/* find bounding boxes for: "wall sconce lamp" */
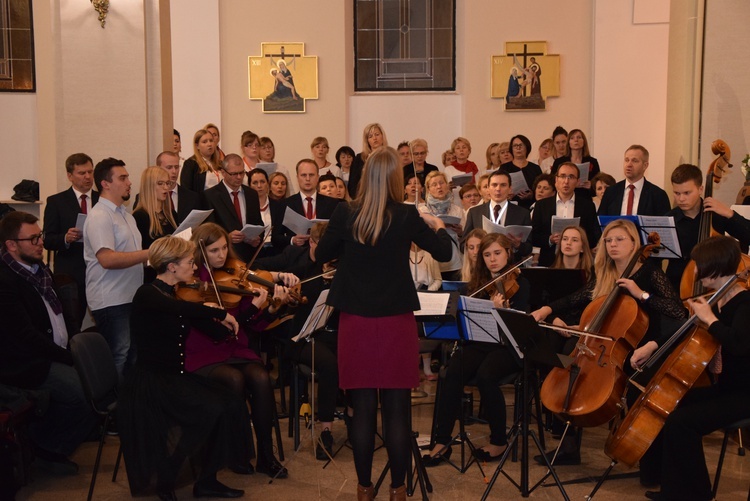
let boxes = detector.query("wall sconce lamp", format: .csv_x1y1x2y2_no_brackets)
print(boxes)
91,0,109,28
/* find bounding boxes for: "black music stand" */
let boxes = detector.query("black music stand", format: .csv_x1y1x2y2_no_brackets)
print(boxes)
480,308,573,500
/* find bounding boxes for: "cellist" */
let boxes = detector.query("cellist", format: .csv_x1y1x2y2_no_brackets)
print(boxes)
665,163,750,291
642,236,750,501
531,220,685,472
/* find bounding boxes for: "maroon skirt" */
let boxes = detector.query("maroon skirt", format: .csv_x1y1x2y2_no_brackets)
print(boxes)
338,312,419,389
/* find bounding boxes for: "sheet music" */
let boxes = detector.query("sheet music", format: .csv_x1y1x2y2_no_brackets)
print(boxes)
598,215,644,244
508,171,530,194
292,289,333,342
173,209,213,235
481,216,532,241
490,308,524,359
458,296,501,343
283,207,328,235
451,173,473,187
173,227,192,241
637,215,682,259
75,213,86,231
575,162,591,184
415,292,451,317
240,223,271,240
437,214,462,226
256,162,277,176
551,216,580,236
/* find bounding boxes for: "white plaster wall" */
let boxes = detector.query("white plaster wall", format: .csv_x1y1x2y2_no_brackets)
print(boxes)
0,94,38,200
592,0,671,185
699,0,750,206
170,0,221,156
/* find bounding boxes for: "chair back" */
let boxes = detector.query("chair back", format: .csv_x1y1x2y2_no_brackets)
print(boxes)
70,332,118,415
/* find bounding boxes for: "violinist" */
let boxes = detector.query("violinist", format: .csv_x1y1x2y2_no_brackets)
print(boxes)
643,236,750,501
185,223,297,479
459,228,487,281
424,233,530,467
665,163,750,290
118,236,249,500
254,222,343,461
531,220,685,477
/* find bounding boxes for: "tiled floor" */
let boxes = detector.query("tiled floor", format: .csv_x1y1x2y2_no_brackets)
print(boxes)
15,380,750,500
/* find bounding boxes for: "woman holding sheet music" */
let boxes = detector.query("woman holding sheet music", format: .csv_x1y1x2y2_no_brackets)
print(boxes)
424,233,530,466
549,129,601,185
418,170,466,281
315,146,451,500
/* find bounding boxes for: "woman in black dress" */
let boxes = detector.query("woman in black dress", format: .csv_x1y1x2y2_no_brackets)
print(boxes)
118,236,251,500
316,146,451,500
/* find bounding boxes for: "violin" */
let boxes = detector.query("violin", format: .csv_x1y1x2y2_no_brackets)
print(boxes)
470,255,532,302
174,279,261,309
539,233,662,427
221,258,308,308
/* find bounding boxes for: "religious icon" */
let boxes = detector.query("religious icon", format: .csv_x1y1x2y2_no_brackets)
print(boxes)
248,43,318,113
491,41,560,111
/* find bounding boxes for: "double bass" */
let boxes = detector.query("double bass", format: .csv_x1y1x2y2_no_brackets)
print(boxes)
539,234,661,427
605,269,749,467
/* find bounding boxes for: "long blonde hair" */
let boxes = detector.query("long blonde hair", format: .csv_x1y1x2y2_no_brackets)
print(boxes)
192,129,220,174
352,146,403,245
591,219,640,298
550,226,594,283
135,166,176,238
360,123,388,163
461,228,487,281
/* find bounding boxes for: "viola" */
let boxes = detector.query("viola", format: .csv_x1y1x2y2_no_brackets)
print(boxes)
539,233,661,427
470,255,532,302
605,269,749,467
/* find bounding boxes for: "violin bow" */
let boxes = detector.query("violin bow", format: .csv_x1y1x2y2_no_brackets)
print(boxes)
198,239,224,310
538,322,614,341
468,254,533,298
245,225,271,271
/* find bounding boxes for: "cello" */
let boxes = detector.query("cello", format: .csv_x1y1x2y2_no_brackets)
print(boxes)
605,268,749,467
539,233,661,427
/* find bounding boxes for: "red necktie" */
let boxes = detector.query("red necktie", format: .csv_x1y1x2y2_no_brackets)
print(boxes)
626,184,635,215
80,194,87,214
493,203,501,223
305,196,314,220
169,190,175,214
232,191,242,222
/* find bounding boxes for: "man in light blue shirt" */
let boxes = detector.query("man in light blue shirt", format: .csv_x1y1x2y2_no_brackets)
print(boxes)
84,158,148,379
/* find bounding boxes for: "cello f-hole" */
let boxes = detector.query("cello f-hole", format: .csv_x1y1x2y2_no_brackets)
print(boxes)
597,345,608,367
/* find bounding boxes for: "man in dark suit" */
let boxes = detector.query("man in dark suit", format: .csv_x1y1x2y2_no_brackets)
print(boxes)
203,154,264,262
274,159,340,249
532,162,601,266
463,170,533,258
0,212,98,471
43,153,99,327
597,145,671,217
156,150,200,225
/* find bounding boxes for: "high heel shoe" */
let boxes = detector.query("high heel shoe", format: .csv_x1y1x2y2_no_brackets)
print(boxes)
256,455,288,479
389,484,406,501
473,445,507,463
421,444,452,467
357,483,375,500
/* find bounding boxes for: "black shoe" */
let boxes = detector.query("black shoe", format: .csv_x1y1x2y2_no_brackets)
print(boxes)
33,446,79,475
533,449,581,466
229,462,255,475
192,478,244,498
157,490,177,501
473,446,506,463
256,456,288,479
421,445,452,467
645,491,666,501
316,429,334,460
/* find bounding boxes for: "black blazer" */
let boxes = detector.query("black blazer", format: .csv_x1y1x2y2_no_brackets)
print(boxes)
597,179,671,217
551,155,601,178
463,201,533,258
43,188,100,280
531,195,601,267
0,262,75,389
348,153,365,199
274,193,341,248
175,185,201,225
316,201,453,317
202,184,263,261
180,157,218,195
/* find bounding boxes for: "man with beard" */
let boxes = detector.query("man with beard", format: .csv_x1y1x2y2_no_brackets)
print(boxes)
0,212,98,472
83,158,148,380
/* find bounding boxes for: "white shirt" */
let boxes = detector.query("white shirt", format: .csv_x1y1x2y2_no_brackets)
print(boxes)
72,187,93,213
21,262,69,348
489,200,509,225
620,177,645,215
555,193,576,218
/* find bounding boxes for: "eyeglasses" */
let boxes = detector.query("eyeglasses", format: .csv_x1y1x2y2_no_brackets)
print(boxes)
512,143,525,149
223,170,245,177
556,174,579,180
13,232,44,245
412,151,427,156
603,236,631,244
